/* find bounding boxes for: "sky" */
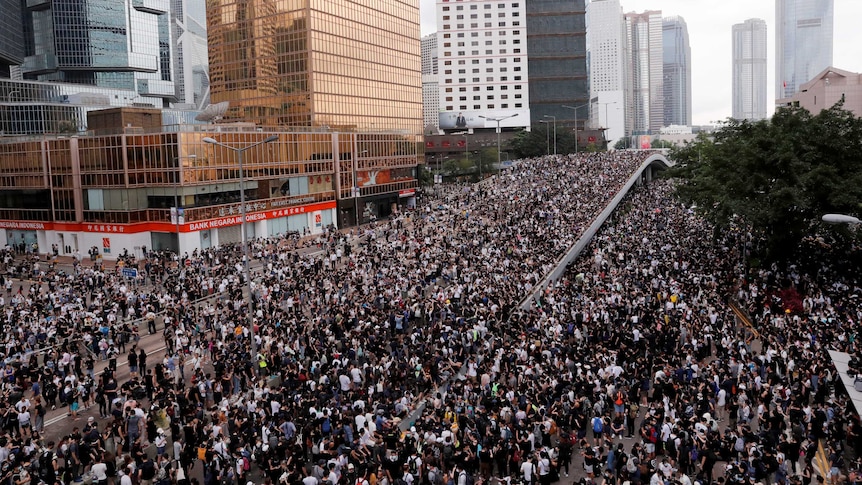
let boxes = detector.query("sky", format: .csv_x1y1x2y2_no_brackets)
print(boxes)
419,0,862,126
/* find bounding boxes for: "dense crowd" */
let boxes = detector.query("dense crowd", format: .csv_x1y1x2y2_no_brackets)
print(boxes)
0,150,858,485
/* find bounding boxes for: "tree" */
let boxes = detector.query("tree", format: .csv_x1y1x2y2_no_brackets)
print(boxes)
614,138,629,150
669,104,862,262
510,127,550,158
652,139,675,149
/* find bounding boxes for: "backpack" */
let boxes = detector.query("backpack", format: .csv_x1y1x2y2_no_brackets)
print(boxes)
408,457,420,475
242,457,251,472
322,417,331,435
38,451,53,480
626,456,638,474
592,416,603,433
429,469,444,485
460,471,475,485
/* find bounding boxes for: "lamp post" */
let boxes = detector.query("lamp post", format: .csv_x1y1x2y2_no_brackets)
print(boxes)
453,130,471,177
543,115,556,156
562,103,590,153
355,150,368,225
203,134,279,369
539,120,550,156
478,113,518,175
173,154,196,253
598,101,617,146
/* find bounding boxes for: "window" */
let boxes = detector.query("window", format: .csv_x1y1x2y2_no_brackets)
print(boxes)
512,12,519,17
514,94,522,98
500,85,508,90
460,105,467,110
515,103,522,108
487,95,494,100
471,32,478,37
498,22,506,27
514,85,522,89
445,70,452,74
445,88,453,92
486,40,493,45
470,14,477,19
484,4,491,8
500,67,507,72
457,24,464,28
487,104,495,109
486,68,493,72
472,59,479,64
513,48,521,53
443,34,451,38
486,59,493,64
457,51,465,56
513,39,520,44
473,95,481,100
472,78,479,82
498,12,505,17
471,41,478,46
459,96,466,101
500,76,507,81
442,6,449,10
458,78,466,83
485,22,492,27
459,87,467,92
472,68,480,73
472,50,479,55
458,69,466,74
485,13,491,18
444,61,452,65
443,25,450,30
499,39,507,45
474,105,481,109
501,94,508,99
443,15,450,20
513,21,520,26
446,97,453,101
457,42,465,47
499,49,507,54
446,105,453,110
486,77,493,82
485,50,493,55
501,104,508,108
473,86,480,91
514,76,521,80
486,86,494,91
471,23,478,28
513,31,521,35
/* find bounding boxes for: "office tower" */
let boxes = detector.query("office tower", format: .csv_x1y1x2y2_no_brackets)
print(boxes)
662,16,691,127
776,0,833,98
207,0,422,134
733,19,768,120
422,33,440,130
21,0,176,106
624,10,663,135
171,0,210,109
435,0,530,131
527,0,588,126
422,34,439,76
587,0,626,144
0,0,23,78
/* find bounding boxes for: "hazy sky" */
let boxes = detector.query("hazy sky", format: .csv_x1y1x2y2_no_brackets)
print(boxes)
419,0,862,126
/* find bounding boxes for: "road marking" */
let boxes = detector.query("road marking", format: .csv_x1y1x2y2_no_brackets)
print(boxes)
814,440,830,482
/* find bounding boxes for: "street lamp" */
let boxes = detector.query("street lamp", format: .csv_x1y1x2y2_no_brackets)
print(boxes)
538,120,550,155
822,214,861,224
203,134,279,369
453,130,472,177
355,150,368,225
478,113,518,174
562,103,591,153
543,115,556,156
173,154,196,252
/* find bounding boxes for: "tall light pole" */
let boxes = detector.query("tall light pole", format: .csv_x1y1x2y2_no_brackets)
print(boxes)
543,115,556,156
173,154,196,253
355,150,368,225
598,101,618,146
539,120,550,155
453,131,471,177
203,134,278,369
562,103,590,153
478,113,518,174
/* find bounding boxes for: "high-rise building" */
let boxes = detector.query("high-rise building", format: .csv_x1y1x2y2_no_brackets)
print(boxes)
733,18,768,120
776,0,833,98
207,0,422,134
422,34,439,76
0,0,24,79
587,0,626,145
171,0,210,109
422,33,440,131
624,10,663,135
662,16,691,127
435,0,530,132
21,0,176,106
526,0,588,126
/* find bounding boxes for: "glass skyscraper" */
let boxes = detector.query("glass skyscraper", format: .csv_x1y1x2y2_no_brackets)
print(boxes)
206,0,422,135
776,0,833,98
0,0,24,78
21,0,176,105
624,10,663,135
661,16,691,127
733,19,768,120
526,0,589,126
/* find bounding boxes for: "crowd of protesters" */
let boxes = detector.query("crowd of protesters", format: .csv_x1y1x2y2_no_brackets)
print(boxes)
0,150,858,485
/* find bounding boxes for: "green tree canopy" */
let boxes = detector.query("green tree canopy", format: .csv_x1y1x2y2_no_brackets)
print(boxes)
669,104,862,262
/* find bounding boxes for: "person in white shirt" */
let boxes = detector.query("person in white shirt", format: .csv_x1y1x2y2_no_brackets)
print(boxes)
520,458,536,484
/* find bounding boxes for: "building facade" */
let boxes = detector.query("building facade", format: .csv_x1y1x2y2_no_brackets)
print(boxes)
526,0,588,126
435,0,530,132
0,0,24,79
732,18,768,121
0,78,199,136
21,0,176,105
171,0,210,109
586,0,626,146
777,66,862,117
422,33,440,131
207,0,422,135
662,16,691,127
624,10,663,135
776,0,833,99
0,122,419,257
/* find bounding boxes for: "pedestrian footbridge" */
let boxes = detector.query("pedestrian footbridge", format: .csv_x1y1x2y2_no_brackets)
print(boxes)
520,153,674,310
